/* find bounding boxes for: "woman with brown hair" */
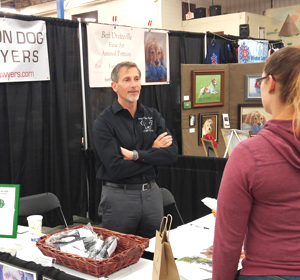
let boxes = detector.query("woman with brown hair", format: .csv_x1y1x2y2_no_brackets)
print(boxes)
212,46,300,280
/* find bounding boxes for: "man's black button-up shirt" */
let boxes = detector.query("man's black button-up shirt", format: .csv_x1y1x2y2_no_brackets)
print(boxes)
93,99,178,184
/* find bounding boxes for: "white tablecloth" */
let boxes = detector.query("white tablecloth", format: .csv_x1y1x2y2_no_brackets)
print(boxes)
0,215,216,280
147,213,215,258
0,226,153,280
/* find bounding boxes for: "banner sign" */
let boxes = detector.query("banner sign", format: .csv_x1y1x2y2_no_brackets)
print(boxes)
238,39,268,63
87,23,169,87
0,18,50,83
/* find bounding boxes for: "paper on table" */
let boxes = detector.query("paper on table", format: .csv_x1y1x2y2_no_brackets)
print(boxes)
176,258,212,280
0,187,16,236
148,215,215,259
201,197,217,211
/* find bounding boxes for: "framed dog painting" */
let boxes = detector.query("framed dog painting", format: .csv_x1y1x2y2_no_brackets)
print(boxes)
238,104,272,136
245,73,262,101
144,32,168,84
192,70,224,108
198,113,218,145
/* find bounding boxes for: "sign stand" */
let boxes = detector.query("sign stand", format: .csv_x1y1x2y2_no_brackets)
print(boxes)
0,184,20,238
223,129,249,158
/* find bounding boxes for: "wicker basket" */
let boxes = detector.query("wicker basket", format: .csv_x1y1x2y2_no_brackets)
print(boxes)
36,225,149,277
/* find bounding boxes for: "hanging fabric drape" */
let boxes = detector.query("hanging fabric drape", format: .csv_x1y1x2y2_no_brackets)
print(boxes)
156,155,227,227
0,13,85,226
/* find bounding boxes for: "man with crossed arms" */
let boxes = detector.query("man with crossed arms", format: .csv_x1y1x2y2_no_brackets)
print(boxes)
93,61,178,238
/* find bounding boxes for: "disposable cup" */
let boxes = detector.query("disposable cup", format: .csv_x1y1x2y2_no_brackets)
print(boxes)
27,215,43,242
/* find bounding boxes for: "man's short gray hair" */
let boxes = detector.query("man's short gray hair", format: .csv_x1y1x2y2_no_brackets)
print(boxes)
111,61,141,82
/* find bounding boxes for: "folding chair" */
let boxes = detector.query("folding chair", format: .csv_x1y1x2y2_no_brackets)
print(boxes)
19,192,68,228
160,188,184,225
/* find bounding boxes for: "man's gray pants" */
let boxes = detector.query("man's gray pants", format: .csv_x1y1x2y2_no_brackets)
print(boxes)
98,181,164,238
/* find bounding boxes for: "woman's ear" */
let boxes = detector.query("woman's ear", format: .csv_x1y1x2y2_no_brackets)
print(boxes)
268,75,276,93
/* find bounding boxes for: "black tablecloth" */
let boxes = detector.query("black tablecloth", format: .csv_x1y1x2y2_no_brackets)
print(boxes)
157,155,227,228
0,252,85,280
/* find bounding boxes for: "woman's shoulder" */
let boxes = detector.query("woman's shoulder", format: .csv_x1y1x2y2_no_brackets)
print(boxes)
232,133,270,157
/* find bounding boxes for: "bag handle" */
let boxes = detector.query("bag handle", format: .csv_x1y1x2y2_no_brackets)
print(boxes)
159,214,173,238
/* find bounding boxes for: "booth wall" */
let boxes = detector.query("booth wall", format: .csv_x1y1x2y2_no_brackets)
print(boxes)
266,4,300,46
188,0,300,15
183,12,247,35
18,0,300,39
183,12,274,39
181,63,264,157
161,0,182,31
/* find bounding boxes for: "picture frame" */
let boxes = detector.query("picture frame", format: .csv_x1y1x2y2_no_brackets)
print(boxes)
238,104,272,136
198,113,218,145
183,101,191,109
0,184,20,238
245,73,262,101
201,138,218,157
0,261,37,280
192,70,224,108
189,114,196,126
222,113,230,128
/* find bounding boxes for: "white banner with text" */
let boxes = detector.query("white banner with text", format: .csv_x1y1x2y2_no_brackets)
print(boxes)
0,18,50,83
87,23,169,87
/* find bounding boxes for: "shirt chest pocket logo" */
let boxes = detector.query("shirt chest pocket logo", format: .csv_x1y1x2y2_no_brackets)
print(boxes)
139,117,153,132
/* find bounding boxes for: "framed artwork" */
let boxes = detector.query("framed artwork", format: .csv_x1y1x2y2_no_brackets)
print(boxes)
222,113,230,128
183,101,191,109
238,104,272,136
0,261,37,280
192,70,224,108
201,138,218,158
189,114,196,126
198,113,218,145
0,184,20,238
245,73,262,101
144,31,169,84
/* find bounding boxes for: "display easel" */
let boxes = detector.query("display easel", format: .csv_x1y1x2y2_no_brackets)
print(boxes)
201,138,218,158
222,129,249,158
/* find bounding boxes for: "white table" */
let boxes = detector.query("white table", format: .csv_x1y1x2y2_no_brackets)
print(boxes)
0,216,216,280
147,213,215,258
147,214,216,280
0,226,153,280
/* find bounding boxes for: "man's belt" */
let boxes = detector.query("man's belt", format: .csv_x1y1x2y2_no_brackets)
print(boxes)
103,180,154,191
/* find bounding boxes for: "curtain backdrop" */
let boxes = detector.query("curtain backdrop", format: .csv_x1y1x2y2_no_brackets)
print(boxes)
157,155,227,228
0,13,85,226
